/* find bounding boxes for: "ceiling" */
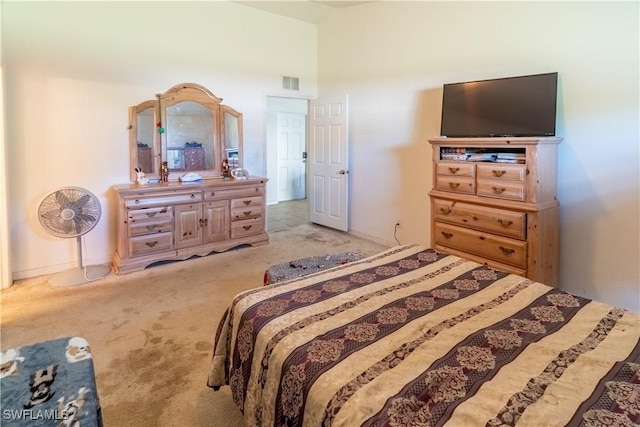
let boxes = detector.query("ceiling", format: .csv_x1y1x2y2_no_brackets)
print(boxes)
233,1,373,24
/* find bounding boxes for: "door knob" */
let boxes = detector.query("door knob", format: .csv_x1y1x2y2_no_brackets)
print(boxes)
337,170,347,175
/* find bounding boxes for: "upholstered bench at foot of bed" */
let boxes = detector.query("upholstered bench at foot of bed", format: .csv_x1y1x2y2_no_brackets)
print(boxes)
264,252,363,285
0,336,102,427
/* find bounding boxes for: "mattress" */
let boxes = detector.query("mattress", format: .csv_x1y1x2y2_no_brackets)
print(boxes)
208,245,640,426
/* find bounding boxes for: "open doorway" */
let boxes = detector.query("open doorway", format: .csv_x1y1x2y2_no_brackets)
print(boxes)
265,96,309,230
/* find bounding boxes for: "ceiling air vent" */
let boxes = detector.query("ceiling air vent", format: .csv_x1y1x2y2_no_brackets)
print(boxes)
282,75,300,91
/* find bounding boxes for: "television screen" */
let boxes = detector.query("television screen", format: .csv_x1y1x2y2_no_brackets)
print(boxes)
440,72,558,138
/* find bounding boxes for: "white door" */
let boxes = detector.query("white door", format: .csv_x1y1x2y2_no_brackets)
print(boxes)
309,96,349,231
277,112,306,201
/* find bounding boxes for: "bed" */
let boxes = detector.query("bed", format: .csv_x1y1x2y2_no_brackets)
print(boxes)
208,245,640,426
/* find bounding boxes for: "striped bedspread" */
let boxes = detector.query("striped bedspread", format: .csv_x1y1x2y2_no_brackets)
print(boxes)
208,245,640,426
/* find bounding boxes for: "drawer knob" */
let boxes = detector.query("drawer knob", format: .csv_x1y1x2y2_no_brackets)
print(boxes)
449,182,460,189
135,199,141,204
441,231,453,239
499,246,515,256
145,241,158,248
191,194,196,199
440,207,451,215
492,186,506,194
448,167,460,174
492,170,506,177
243,200,252,205
210,192,215,196
497,219,513,228
243,225,252,231
199,218,209,227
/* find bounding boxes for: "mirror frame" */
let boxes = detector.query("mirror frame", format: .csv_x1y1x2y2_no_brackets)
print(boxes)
129,100,160,182
129,83,242,182
221,105,243,170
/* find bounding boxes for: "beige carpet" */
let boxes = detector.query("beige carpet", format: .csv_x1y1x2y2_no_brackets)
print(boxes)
1,224,389,427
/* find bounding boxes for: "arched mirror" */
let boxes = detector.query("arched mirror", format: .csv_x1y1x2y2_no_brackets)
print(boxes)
129,83,243,182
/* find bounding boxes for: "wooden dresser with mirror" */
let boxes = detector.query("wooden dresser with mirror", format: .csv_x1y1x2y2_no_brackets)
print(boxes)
113,83,267,274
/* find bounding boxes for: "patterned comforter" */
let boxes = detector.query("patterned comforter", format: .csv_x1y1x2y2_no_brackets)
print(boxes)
208,245,640,426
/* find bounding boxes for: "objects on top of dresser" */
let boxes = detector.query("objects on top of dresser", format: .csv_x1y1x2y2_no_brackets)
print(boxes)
429,136,561,286
440,147,526,163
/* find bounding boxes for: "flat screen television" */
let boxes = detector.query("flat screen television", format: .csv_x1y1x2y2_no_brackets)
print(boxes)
440,72,558,138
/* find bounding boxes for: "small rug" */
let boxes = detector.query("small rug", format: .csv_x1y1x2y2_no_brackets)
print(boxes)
264,252,362,285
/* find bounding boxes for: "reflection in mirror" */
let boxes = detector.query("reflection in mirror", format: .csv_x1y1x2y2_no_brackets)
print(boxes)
136,107,155,173
165,101,215,172
222,107,242,170
224,112,238,150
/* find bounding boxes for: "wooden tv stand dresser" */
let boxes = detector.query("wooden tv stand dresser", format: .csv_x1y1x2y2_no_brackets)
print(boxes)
428,136,561,286
112,177,268,274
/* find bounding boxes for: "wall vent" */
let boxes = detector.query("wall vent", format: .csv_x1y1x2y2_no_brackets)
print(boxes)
282,75,300,91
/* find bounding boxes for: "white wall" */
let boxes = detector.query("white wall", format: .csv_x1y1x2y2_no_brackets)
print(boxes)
2,1,317,280
4,1,639,313
318,1,639,311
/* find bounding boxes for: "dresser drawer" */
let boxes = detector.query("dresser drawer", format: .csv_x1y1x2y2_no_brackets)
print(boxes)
434,222,527,268
204,186,265,201
437,161,476,178
231,205,262,221
128,206,173,222
125,191,202,208
477,163,526,182
230,196,263,210
436,177,475,195
231,217,264,239
433,199,526,239
128,218,173,237
129,232,173,256
477,180,525,201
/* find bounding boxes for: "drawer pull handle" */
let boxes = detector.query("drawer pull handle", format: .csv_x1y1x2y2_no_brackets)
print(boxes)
191,194,196,199
145,212,157,218
499,246,515,256
146,225,158,231
492,186,506,194
135,199,141,205
199,218,209,227
243,200,252,205
497,219,513,228
210,192,215,196
441,231,453,239
448,167,460,174
243,211,252,217
449,182,460,189
440,207,451,215
243,225,252,231
492,170,506,177
145,241,158,248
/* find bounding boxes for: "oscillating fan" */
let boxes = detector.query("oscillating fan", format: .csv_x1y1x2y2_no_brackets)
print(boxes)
38,186,111,286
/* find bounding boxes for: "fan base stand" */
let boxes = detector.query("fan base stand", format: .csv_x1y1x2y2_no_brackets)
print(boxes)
48,265,111,287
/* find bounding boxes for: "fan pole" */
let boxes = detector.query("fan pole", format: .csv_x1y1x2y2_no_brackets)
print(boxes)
77,235,84,268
